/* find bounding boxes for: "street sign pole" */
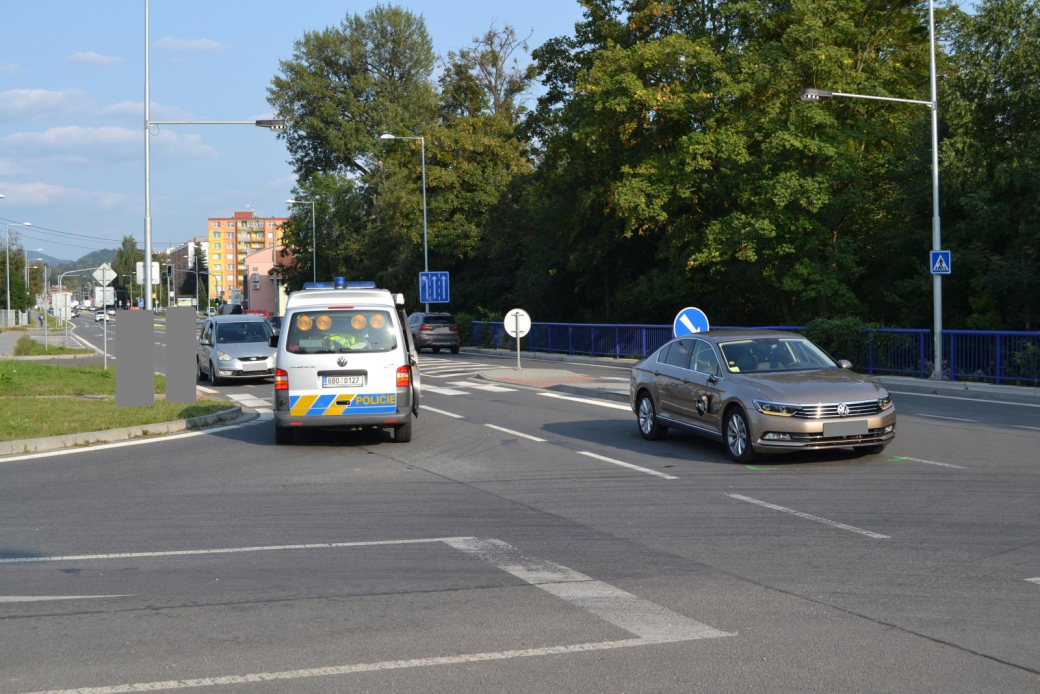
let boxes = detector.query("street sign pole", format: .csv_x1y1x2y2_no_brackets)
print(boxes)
515,311,522,371
503,308,532,372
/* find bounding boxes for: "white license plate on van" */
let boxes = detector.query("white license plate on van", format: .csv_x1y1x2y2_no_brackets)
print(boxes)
323,375,364,388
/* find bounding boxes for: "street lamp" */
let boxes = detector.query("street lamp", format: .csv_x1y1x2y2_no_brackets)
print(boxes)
379,132,430,311
285,199,316,283
4,221,32,329
800,0,942,379
142,0,285,310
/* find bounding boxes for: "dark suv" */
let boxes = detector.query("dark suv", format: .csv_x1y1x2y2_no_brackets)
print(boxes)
408,312,461,353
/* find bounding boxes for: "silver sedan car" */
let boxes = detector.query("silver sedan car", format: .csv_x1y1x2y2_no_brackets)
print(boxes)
630,330,896,463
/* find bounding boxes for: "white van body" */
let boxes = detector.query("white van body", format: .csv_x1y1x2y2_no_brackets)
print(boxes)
272,285,420,443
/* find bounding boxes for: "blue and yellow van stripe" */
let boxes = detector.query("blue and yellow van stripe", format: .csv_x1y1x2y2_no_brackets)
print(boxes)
289,393,396,416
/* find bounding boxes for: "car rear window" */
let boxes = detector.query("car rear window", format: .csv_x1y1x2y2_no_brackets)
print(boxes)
423,315,455,325
286,310,398,354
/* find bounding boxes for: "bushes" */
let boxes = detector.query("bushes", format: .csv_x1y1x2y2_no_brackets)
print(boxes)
12,334,35,356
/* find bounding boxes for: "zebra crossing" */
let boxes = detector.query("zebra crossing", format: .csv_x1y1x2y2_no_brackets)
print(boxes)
418,356,517,396
225,392,273,414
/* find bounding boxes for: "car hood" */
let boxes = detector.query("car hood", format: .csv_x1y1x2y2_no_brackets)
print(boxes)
214,342,275,359
736,368,884,403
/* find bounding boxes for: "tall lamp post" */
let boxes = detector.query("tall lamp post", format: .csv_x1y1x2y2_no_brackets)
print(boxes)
4,221,32,330
379,133,429,311
142,0,284,310
285,199,316,283
800,0,942,379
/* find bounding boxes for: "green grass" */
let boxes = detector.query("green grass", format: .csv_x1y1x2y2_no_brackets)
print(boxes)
0,361,166,397
12,335,93,356
0,398,234,442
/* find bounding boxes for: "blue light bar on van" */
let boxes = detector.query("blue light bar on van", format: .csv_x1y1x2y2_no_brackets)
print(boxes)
302,279,377,290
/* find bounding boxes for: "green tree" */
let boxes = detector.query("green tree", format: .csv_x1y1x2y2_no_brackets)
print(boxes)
112,235,143,308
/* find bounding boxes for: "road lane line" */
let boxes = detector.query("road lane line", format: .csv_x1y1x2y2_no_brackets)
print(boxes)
725,493,890,539
483,424,546,442
888,390,1040,409
1013,425,1040,432
445,537,729,641
420,405,463,419
889,456,967,469
15,639,676,694
0,595,133,603
0,537,467,564
577,451,677,480
539,392,630,411
913,413,977,422
1026,578,1040,585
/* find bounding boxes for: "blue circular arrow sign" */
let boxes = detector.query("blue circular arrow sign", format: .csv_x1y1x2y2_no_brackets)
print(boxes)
673,307,710,337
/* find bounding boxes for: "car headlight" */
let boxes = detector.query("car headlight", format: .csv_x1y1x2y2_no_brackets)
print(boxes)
217,350,234,361
878,394,893,410
753,400,799,417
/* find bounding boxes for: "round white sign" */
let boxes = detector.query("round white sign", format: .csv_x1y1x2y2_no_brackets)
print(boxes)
503,308,531,338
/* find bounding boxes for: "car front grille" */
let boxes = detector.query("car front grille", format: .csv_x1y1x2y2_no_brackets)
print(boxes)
792,399,881,419
788,427,889,445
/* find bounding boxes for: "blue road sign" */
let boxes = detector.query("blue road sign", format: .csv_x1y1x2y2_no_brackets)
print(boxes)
930,250,951,275
419,271,450,303
137,297,144,308
673,307,710,337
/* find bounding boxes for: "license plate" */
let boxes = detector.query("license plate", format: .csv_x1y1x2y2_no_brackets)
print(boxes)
323,375,364,388
823,420,869,437
241,362,269,371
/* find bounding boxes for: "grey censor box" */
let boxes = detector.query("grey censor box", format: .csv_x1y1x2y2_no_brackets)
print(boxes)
115,310,155,407
166,306,198,404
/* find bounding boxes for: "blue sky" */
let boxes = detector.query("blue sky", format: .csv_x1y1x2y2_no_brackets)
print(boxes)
1,0,588,262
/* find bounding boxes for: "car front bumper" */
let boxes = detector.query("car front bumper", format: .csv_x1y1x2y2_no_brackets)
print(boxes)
213,359,276,379
749,407,897,453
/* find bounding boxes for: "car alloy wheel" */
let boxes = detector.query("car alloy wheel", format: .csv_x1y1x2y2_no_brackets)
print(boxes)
725,408,757,463
637,395,666,440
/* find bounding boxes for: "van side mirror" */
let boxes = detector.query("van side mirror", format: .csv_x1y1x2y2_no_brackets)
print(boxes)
269,335,278,348
838,359,853,370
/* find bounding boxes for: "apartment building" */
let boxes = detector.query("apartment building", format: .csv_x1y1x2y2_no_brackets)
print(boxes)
206,210,287,301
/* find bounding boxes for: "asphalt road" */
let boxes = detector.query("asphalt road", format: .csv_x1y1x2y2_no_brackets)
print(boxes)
4,325,1038,693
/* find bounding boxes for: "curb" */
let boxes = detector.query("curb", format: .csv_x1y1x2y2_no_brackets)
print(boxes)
4,352,99,361
0,405,244,458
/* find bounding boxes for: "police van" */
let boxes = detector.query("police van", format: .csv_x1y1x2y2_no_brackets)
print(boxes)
271,279,420,444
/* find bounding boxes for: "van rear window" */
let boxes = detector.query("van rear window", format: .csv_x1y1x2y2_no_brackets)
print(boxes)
285,310,397,354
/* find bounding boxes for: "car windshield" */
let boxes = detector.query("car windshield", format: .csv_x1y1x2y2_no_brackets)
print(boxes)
718,337,837,373
215,322,274,344
285,310,397,354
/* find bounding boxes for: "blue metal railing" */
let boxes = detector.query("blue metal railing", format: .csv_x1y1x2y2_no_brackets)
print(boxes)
467,321,1040,385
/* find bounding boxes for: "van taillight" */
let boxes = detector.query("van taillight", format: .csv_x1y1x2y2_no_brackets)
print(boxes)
275,368,289,391
396,366,411,388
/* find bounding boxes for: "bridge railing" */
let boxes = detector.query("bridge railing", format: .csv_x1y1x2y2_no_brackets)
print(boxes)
467,322,1040,385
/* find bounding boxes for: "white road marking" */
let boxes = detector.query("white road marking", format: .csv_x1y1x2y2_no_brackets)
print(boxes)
0,537,462,565
425,370,493,379
913,413,977,422
539,392,630,411
600,376,631,382
447,381,516,393
725,493,890,539
0,595,132,603
420,405,464,419
577,451,678,480
892,455,966,469
196,386,217,394
1012,425,1040,432
0,418,262,464
1025,577,1040,585
483,424,547,442
888,390,1040,409
445,538,729,641
422,385,470,396
10,536,729,694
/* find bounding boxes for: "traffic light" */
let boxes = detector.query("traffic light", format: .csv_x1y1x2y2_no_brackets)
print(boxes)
166,264,173,278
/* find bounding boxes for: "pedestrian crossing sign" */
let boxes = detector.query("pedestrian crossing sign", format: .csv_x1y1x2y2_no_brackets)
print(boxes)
930,250,951,275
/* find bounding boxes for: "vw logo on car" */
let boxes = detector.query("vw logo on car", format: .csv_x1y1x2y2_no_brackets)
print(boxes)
837,402,850,417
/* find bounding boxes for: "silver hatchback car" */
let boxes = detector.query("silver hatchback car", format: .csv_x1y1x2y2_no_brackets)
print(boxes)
196,315,276,385
630,330,897,463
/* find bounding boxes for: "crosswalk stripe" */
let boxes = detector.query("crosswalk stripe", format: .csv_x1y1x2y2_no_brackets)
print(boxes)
446,381,516,393
422,386,470,396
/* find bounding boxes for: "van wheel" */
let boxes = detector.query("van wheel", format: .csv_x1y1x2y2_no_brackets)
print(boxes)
196,358,208,382
393,416,413,443
274,425,293,445
450,346,460,354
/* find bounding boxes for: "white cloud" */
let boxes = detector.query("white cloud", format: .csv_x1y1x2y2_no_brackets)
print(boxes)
0,63,25,74
3,125,218,160
99,100,195,120
0,89,95,122
154,37,232,53
0,158,29,175
66,51,123,66
0,182,136,210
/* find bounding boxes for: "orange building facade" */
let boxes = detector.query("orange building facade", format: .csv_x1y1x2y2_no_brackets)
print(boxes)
206,210,287,302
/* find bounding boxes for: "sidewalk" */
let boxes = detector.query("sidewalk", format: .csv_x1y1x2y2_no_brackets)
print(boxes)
465,347,1040,406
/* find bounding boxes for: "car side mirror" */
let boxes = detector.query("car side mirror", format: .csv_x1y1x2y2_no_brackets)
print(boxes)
268,335,278,348
838,359,853,370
